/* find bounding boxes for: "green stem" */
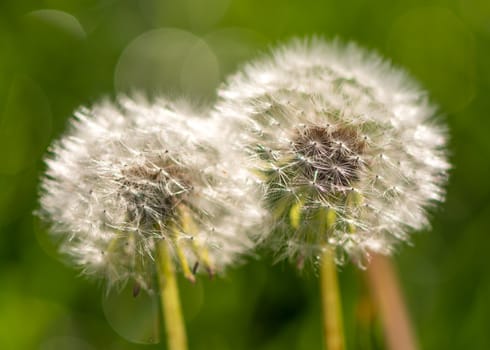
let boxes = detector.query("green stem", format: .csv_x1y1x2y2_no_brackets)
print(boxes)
157,241,188,350
320,246,345,350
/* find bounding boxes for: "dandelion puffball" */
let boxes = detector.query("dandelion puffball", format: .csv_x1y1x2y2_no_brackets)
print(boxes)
214,38,450,267
39,97,264,290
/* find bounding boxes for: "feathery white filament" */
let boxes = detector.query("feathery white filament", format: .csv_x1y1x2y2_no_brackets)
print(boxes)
39,96,265,290
214,38,449,267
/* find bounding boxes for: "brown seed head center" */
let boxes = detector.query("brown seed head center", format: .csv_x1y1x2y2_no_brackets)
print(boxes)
119,160,192,225
292,125,365,189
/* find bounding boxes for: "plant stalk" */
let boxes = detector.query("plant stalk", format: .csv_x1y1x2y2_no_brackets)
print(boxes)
157,241,188,350
320,246,345,350
366,254,418,350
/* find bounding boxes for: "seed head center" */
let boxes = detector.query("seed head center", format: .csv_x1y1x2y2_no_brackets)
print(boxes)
292,125,365,189
119,161,191,226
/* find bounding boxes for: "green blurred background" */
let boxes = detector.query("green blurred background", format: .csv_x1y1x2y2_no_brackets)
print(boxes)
1,0,489,349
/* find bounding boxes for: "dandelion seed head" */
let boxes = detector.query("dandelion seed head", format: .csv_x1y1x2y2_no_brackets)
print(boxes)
39,96,265,290
214,38,450,267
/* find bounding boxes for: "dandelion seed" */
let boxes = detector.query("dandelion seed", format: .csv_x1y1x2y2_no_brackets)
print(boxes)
214,38,450,268
38,96,264,292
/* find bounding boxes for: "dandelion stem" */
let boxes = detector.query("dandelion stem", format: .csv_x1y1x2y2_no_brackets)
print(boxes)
157,241,188,350
366,254,418,350
320,246,345,350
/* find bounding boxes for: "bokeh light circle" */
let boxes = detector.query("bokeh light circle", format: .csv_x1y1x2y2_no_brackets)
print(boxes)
114,28,220,99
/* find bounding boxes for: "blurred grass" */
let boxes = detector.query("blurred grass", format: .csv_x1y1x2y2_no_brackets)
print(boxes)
1,0,489,349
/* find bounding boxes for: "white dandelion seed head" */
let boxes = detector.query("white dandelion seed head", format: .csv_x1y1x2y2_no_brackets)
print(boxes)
39,96,265,290
214,38,450,268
